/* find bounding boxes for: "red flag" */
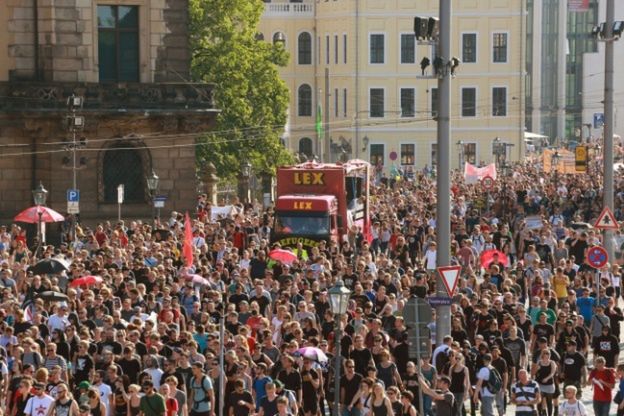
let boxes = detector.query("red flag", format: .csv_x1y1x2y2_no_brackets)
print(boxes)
183,212,194,268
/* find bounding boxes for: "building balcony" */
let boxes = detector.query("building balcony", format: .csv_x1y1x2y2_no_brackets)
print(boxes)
0,82,217,115
263,1,314,18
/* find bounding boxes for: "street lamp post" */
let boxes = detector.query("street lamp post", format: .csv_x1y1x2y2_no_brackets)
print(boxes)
551,151,560,198
146,170,159,223
328,280,351,416
240,161,252,203
32,181,48,258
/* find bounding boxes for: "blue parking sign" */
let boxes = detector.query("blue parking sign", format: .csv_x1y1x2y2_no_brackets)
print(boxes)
67,189,80,202
594,112,605,129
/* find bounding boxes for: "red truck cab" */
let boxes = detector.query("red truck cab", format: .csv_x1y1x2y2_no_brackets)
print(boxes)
272,160,370,250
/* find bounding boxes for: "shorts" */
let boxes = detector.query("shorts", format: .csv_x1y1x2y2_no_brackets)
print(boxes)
303,400,319,414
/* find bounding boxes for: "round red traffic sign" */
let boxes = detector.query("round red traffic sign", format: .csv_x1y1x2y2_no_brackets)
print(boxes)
586,245,608,269
481,175,494,191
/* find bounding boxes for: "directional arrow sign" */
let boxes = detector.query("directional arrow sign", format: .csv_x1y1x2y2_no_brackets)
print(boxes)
437,265,462,297
594,206,619,230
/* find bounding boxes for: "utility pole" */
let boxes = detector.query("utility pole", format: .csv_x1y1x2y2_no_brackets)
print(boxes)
435,0,452,346
604,0,615,259
324,67,331,162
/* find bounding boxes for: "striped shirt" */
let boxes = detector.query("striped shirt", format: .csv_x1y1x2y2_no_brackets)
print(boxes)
511,380,539,413
43,355,67,374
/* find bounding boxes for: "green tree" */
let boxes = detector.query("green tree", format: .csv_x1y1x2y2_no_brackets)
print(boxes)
189,0,294,180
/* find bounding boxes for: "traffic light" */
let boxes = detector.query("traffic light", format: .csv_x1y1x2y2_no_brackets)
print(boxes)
414,17,429,40
449,57,460,76
420,57,431,75
433,56,444,76
427,17,440,39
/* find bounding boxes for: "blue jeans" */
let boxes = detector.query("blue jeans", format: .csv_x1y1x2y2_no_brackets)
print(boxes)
342,407,362,416
423,395,433,416
480,396,495,416
593,400,611,416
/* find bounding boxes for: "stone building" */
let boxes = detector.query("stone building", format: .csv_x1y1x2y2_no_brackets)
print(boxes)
0,0,218,223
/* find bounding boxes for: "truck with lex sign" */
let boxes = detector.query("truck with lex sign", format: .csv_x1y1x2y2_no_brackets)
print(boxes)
271,160,371,250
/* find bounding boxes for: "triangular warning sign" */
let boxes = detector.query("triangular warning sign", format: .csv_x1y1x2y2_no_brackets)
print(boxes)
437,265,462,297
594,206,619,230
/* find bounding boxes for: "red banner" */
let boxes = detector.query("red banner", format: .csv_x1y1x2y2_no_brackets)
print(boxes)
569,0,589,12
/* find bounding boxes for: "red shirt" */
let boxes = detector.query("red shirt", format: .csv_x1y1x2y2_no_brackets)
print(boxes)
589,368,615,402
165,397,178,416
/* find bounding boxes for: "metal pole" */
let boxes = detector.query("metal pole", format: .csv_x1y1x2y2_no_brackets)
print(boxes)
435,0,452,346
595,270,600,308
325,67,330,162
333,316,342,416
413,300,425,416
36,213,42,259
604,0,615,260
71,128,77,242
118,202,121,223
219,312,225,416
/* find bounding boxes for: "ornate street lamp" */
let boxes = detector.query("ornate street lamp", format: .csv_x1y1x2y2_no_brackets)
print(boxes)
328,279,352,416
146,170,159,221
32,181,48,206
32,181,48,258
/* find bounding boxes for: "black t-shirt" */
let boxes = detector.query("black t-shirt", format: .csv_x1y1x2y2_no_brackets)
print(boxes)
259,395,278,416
340,373,363,405
532,324,554,348
592,335,620,367
301,368,319,403
116,357,141,384
74,354,94,384
228,390,253,416
560,352,585,381
349,348,374,376
277,369,302,393
491,358,508,383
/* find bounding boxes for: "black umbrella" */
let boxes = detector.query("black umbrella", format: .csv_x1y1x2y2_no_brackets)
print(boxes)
570,221,593,230
28,258,71,275
35,291,69,302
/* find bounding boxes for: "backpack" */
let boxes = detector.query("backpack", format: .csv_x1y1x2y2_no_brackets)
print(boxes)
486,366,503,394
192,375,212,405
435,348,450,373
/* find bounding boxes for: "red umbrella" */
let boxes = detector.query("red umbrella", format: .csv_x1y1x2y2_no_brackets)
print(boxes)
480,249,509,269
269,249,297,264
14,206,64,224
69,275,103,287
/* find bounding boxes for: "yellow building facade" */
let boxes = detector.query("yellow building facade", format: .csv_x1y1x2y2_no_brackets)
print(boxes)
259,0,526,171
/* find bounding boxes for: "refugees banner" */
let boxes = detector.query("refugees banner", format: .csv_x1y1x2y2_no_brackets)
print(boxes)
569,0,589,12
464,162,497,184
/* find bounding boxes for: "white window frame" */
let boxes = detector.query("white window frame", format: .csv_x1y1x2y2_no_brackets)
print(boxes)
368,32,386,65
368,87,386,118
369,143,385,167
460,141,478,165
398,86,416,118
399,32,416,65
460,32,478,64
491,31,509,64
491,85,508,117
296,30,313,66
296,83,314,118
460,86,478,118
430,142,438,167
399,142,417,166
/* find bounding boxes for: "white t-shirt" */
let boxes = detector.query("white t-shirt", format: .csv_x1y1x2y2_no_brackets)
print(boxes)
96,382,113,416
558,400,588,416
47,314,70,332
24,394,54,416
477,367,495,397
424,249,437,270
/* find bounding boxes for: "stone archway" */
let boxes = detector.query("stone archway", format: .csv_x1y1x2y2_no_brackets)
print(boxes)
97,138,152,203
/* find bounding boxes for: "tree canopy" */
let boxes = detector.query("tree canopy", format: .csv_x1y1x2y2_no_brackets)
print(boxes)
189,0,294,180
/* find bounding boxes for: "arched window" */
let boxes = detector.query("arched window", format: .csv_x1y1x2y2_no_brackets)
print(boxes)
102,142,146,203
298,84,312,116
299,137,313,158
255,33,265,41
298,32,312,65
273,32,286,45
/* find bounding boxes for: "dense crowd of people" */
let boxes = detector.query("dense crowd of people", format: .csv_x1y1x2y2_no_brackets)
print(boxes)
0,151,624,416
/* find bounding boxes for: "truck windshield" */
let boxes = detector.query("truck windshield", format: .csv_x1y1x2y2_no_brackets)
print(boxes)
274,213,330,236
